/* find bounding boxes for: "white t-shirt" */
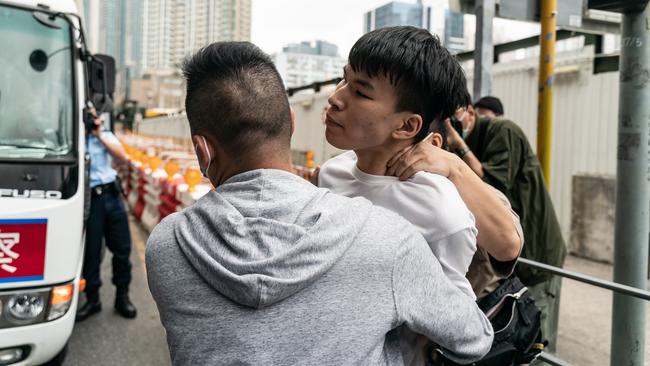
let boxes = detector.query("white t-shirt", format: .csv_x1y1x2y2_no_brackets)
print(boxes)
319,151,477,300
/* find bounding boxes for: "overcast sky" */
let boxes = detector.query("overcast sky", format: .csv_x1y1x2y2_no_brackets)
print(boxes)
251,0,391,57
251,0,540,58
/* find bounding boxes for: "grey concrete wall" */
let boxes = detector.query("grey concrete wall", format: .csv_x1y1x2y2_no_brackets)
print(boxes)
571,174,616,263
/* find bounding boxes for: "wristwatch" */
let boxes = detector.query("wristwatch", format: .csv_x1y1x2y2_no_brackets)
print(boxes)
455,146,471,158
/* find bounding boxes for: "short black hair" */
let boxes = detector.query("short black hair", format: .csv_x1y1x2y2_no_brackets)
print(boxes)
182,42,291,156
349,26,470,141
473,96,504,116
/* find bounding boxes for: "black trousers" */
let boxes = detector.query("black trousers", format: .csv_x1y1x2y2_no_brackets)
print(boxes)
83,185,132,296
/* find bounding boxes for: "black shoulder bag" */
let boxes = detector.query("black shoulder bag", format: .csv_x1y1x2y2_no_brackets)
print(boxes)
428,276,546,366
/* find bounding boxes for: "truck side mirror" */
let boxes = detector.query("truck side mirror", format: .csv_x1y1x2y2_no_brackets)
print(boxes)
87,54,115,113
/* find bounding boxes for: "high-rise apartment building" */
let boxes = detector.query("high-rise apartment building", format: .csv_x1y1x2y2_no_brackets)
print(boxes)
81,0,125,59
207,0,252,43
125,0,144,76
273,41,346,89
101,1,120,58
80,0,100,52
142,0,251,71
78,0,250,104
79,0,144,100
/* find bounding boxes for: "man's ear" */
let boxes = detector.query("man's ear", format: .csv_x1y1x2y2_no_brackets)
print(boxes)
191,134,208,167
430,133,443,148
290,107,295,136
392,114,423,141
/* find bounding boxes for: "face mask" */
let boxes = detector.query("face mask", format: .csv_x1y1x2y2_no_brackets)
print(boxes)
462,129,471,139
195,136,212,178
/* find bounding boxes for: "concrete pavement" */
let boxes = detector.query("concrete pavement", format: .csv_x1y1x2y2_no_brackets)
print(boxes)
554,255,650,365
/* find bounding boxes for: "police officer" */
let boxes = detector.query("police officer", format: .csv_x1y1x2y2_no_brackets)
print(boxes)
76,108,137,321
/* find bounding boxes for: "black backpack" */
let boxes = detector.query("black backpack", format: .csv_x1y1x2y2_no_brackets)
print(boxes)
427,277,546,366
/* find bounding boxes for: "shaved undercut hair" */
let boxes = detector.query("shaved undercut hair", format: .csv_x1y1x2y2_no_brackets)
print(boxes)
182,42,292,156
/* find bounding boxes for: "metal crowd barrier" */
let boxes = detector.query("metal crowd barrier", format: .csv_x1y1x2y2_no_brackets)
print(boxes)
518,258,650,300
517,258,650,366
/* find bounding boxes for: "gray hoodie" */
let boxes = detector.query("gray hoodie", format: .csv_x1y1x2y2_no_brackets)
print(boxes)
146,169,493,365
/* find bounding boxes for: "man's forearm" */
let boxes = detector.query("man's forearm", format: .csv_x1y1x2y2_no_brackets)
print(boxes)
460,150,484,178
448,157,521,262
98,134,128,164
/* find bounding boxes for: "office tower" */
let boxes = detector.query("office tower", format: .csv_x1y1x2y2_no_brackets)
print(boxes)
273,41,346,89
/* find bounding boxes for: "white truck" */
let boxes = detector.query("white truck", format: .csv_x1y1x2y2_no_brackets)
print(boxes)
0,0,115,364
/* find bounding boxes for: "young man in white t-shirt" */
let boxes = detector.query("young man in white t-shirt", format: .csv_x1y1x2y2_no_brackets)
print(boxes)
317,26,478,298
319,150,477,298
314,27,521,364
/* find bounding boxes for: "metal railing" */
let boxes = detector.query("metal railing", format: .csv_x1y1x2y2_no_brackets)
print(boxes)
517,258,650,366
518,258,650,300
286,77,341,96
537,352,572,366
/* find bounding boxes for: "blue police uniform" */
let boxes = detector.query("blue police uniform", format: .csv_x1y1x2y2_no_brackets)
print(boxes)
79,130,135,320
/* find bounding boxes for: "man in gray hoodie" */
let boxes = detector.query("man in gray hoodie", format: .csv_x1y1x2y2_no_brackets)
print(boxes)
145,41,493,366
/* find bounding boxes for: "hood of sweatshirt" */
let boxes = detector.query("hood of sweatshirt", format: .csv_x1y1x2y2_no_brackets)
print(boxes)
173,169,373,308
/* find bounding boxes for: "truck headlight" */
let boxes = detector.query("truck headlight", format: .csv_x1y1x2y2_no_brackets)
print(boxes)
6,293,45,323
0,346,29,365
47,284,74,321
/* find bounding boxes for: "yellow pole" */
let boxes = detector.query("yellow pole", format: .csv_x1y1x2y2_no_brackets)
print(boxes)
537,0,557,186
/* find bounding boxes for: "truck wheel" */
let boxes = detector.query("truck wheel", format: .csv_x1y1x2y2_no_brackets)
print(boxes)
40,344,68,366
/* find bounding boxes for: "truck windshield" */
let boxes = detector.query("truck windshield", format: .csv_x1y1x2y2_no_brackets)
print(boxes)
0,5,74,160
